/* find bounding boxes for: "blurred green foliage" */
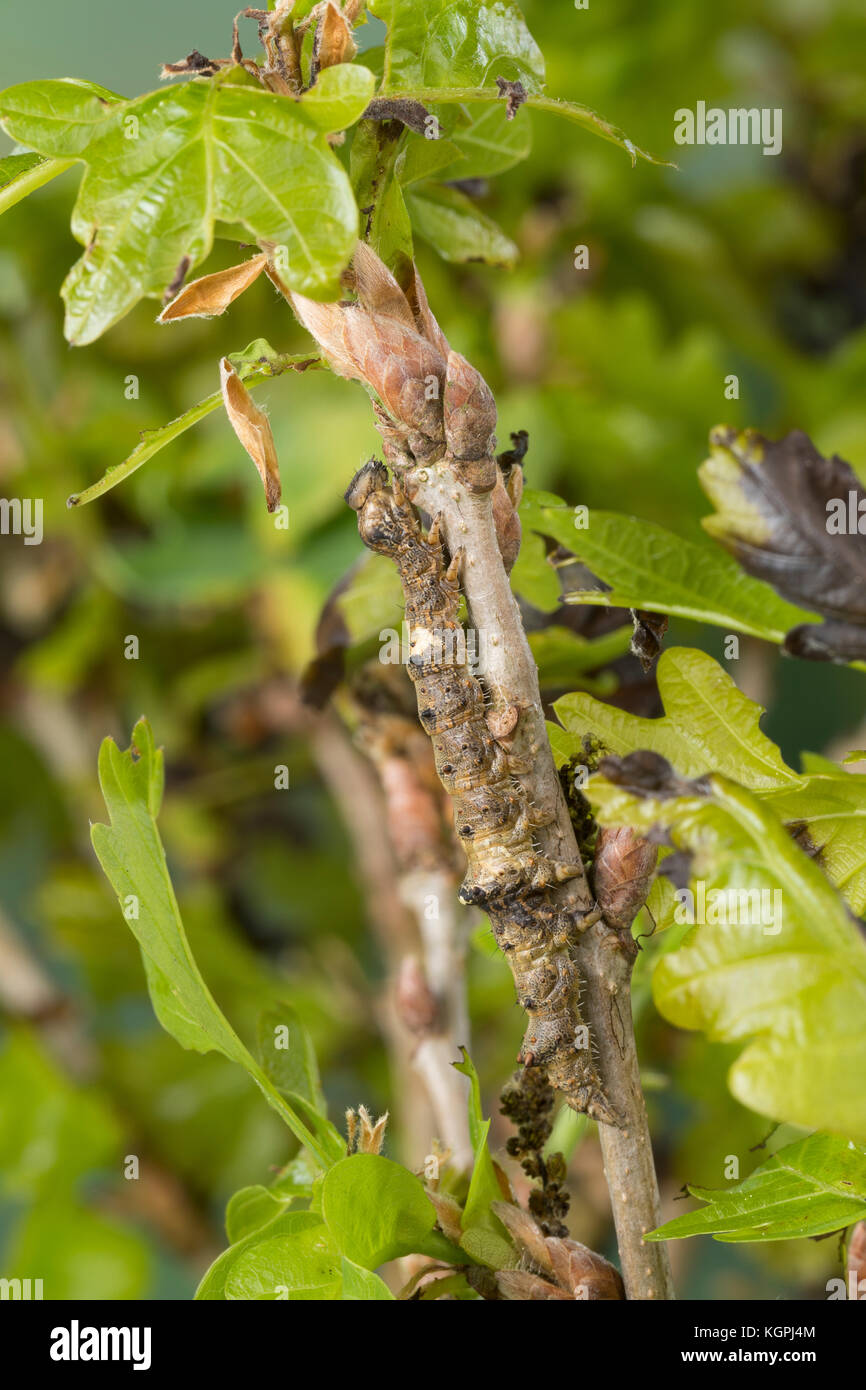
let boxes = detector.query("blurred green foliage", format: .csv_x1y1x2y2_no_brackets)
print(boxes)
1,0,864,1299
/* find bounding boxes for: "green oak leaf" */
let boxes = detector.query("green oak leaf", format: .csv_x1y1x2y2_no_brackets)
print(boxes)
0,75,359,343
406,181,518,266
0,151,75,214
520,490,817,645
589,763,866,1139
0,77,122,155
91,718,337,1166
436,101,532,179
293,63,376,132
370,0,545,94
647,1134,866,1243
368,3,666,165
763,773,866,917
394,131,466,186
553,647,797,789
552,646,866,913
350,117,414,270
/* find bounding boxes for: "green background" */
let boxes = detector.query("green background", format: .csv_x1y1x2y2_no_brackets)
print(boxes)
0,0,863,1300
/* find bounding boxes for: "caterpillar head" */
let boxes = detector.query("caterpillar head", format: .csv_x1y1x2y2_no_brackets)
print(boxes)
345,460,409,557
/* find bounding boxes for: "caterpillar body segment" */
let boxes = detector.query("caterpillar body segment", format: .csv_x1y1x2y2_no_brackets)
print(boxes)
346,460,619,1127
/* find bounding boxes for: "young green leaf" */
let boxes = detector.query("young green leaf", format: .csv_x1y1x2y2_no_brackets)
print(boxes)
0,152,75,215
553,647,797,789
406,181,518,266
256,1003,326,1113
1,76,359,343
66,345,322,508
590,755,866,1140
91,718,336,1166
521,490,818,644
453,1049,514,1269
395,132,467,186
552,646,866,912
647,1134,866,1243
434,102,532,179
350,117,414,270
225,1185,296,1244
295,63,376,132
340,1257,396,1300
0,77,122,156
370,0,545,94
196,1210,327,1300
762,772,866,915
320,1153,437,1268
368,2,666,166
225,1219,343,1300
402,89,670,167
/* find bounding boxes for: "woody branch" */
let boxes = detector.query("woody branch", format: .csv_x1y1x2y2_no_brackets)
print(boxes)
279,242,673,1301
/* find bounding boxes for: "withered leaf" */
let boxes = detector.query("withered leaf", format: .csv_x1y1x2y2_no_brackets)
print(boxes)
592,824,657,930
159,254,268,322
219,356,281,512
492,1201,624,1300
631,609,668,671
491,472,521,572
598,750,710,801
848,1219,866,1294
312,1,357,75
700,427,866,661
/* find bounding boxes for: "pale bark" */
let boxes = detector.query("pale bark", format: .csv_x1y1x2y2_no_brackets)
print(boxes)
406,462,674,1300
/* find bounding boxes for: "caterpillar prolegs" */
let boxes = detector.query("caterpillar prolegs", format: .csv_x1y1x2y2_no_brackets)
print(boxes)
346,461,618,1126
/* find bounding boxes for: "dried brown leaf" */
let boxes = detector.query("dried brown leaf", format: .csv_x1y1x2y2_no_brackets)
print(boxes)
353,240,416,327
592,825,658,930
219,356,281,512
491,1200,624,1299
546,1236,625,1300
491,473,521,572
496,1270,572,1300
491,1201,556,1277
700,427,866,661
425,1189,464,1244
159,254,268,322
290,290,447,452
314,1,357,72
848,1219,866,1292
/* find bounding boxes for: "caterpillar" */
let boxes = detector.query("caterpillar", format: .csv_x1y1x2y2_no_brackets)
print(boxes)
346,460,618,1126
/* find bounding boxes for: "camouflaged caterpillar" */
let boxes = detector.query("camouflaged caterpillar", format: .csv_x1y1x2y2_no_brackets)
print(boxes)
347,460,618,1126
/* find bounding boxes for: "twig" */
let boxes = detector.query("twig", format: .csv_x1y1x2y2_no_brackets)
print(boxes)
406,462,673,1301
285,244,674,1299
352,703,473,1169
